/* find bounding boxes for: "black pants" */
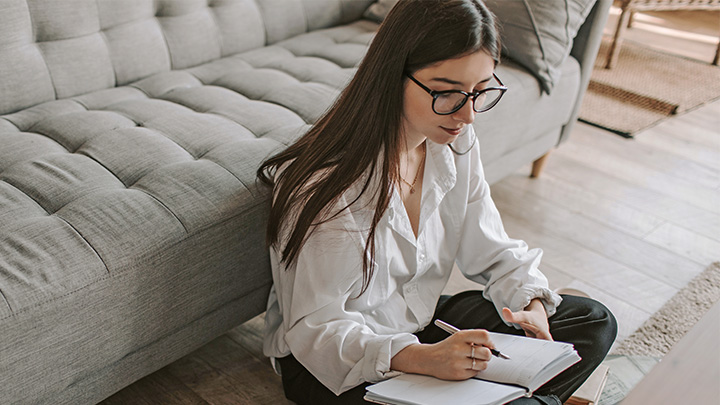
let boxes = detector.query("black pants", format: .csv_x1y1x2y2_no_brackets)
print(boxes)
277,292,617,405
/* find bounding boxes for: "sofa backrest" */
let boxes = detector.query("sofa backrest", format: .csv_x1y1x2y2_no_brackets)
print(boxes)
0,0,373,116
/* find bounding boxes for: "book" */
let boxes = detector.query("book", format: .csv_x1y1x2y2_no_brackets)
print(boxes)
565,364,609,405
364,332,581,405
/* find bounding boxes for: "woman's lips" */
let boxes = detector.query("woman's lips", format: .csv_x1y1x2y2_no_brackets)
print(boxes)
441,126,463,136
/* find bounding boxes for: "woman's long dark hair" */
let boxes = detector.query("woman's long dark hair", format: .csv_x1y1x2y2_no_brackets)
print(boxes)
257,0,500,295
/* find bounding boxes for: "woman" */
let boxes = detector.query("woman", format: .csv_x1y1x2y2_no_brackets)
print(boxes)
257,1,617,404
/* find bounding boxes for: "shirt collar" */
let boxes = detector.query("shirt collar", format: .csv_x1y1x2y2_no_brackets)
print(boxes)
418,141,457,231
386,138,460,244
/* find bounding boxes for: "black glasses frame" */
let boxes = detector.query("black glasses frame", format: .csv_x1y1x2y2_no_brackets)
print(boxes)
406,72,508,115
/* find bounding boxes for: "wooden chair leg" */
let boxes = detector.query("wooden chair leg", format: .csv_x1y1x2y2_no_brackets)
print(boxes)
531,152,550,178
605,7,633,69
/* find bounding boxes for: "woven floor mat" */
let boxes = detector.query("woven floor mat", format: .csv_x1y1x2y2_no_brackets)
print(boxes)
579,39,720,137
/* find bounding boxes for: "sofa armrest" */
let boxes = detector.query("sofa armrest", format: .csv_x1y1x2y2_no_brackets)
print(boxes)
559,0,613,143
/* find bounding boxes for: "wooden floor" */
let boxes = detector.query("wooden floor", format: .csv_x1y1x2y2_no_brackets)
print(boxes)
101,9,720,405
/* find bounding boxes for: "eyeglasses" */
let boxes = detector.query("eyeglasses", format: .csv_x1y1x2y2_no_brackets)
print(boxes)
406,72,507,115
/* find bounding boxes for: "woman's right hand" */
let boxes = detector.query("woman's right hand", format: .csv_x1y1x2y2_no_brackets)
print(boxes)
390,329,496,380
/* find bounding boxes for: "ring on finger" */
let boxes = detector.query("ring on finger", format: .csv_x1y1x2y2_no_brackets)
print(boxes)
470,344,475,360
472,357,476,370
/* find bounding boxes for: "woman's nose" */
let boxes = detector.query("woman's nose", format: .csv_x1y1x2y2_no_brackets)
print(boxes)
453,98,476,124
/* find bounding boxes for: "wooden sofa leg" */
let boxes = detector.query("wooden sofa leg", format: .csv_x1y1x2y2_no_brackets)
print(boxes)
531,152,550,178
713,38,719,66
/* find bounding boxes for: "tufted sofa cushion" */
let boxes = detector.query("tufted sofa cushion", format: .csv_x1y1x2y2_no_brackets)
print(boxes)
0,0,372,115
0,15,377,320
0,2,375,400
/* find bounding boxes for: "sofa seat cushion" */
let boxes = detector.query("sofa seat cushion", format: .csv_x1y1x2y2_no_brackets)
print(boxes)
476,56,581,165
0,20,377,321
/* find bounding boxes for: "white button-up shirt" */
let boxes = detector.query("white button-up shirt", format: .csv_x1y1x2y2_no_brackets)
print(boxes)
263,127,562,395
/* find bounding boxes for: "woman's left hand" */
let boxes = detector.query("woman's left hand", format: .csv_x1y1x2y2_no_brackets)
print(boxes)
502,298,553,341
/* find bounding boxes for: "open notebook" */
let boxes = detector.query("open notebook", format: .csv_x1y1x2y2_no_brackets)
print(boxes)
365,332,581,405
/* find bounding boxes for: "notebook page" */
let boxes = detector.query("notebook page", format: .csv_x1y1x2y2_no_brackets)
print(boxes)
474,332,578,389
365,373,525,405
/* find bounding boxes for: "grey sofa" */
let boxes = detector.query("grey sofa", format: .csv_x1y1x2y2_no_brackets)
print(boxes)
0,0,611,403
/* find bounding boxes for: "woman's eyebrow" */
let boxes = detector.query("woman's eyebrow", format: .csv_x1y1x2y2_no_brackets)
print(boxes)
430,76,493,86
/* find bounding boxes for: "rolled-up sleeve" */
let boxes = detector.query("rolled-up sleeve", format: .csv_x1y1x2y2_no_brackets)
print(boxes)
454,142,561,322
272,197,419,395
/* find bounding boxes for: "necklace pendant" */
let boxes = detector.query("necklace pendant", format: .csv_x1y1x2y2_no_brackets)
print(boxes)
409,187,415,194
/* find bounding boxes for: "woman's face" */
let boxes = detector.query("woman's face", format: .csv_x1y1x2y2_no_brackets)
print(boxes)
402,50,496,147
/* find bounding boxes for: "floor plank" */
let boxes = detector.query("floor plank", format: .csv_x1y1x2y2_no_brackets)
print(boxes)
543,152,720,245
572,124,720,190
634,124,720,174
649,105,720,151
492,179,706,287
561,279,652,345
557,130,719,214
498,171,666,240
494,200,680,314
101,368,207,405
164,335,290,405
642,221,720,265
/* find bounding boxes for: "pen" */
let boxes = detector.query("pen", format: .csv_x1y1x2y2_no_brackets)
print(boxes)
434,319,511,360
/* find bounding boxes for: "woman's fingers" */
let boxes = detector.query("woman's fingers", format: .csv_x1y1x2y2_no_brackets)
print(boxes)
518,320,540,335
532,327,554,341
432,331,494,377
502,306,554,341
457,329,495,350
501,307,518,323
502,307,535,336
469,355,489,371
457,332,493,372
467,343,493,361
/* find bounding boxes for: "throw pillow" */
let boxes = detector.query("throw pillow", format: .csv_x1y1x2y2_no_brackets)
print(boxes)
484,0,597,94
362,0,596,94
363,0,399,23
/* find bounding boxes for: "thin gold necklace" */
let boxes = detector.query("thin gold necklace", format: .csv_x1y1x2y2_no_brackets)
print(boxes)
400,142,426,194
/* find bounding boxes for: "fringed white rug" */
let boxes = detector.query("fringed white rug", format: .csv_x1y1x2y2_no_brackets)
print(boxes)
595,262,720,404
612,261,720,356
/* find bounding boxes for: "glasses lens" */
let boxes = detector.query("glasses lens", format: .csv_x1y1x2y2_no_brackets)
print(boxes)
473,89,503,113
433,93,468,114
433,89,505,114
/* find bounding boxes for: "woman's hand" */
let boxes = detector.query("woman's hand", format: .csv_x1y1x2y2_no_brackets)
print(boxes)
391,329,496,380
502,298,553,341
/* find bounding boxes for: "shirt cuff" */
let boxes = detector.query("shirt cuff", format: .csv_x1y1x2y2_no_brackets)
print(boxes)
364,333,419,384
510,285,563,318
